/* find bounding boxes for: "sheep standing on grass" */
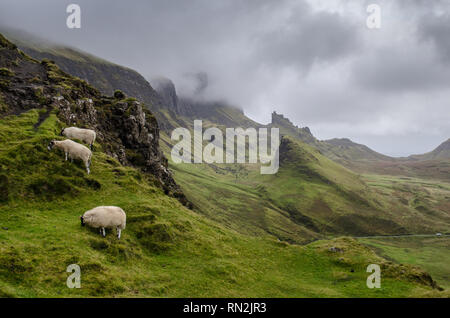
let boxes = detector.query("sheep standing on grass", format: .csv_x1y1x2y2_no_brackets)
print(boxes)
48,139,92,174
81,206,126,239
61,127,96,150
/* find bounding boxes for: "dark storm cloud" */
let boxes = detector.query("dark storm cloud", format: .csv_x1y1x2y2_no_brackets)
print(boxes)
0,0,449,156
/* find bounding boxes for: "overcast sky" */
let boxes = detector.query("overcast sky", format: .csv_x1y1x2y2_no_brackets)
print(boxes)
0,0,449,156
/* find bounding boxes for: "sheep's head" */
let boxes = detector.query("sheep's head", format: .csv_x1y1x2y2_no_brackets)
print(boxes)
47,140,56,151
80,215,85,226
60,128,65,136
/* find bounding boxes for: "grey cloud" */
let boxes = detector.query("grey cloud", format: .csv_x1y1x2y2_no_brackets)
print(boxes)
0,0,448,156
419,13,450,63
351,47,450,92
256,9,361,72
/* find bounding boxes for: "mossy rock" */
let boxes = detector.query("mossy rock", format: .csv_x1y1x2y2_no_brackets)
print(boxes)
0,34,17,50
113,90,125,99
0,79,10,89
0,68,14,77
125,149,147,166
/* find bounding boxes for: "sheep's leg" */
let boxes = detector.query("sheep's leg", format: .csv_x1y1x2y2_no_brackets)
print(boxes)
101,227,106,237
86,160,91,175
65,152,68,161
117,228,121,240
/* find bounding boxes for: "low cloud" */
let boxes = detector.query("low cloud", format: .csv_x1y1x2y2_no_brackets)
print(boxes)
0,0,448,156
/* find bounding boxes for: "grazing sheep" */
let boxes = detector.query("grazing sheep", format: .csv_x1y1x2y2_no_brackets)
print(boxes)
48,139,92,174
80,206,126,239
61,127,96,150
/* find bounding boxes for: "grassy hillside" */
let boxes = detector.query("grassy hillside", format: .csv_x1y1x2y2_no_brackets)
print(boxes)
1,30,447,298
341,158,450,183
162,131,449,243
359,237,450,290
409,139,450,161
1,109,446,297
361,174,450,231
8,28,448,171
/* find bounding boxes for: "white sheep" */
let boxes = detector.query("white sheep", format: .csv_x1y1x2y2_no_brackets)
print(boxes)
48,139,92,174
61,127,96,150
80,206,126,239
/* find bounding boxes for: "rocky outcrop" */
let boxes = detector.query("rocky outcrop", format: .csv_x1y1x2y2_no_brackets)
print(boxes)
9,40,165,110
270,111,316,144
0,33,186,204
271,111,296,128
152,77,197,117
152,77,179,112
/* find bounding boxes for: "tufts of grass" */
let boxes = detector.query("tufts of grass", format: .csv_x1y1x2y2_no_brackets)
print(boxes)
0,67,14,77
0,109,446,297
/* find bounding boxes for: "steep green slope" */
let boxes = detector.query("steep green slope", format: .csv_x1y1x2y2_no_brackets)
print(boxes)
1,109,446,297
163,132,449,243
267,112,391,162
5,28,447,238
360,174,450,233
0,32,447,298
0,29,165,111
7,28,448,173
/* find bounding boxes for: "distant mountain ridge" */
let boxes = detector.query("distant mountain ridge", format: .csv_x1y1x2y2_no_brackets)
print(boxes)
265,110,393,163
409,139,450,161
6,28,448,166
0,28,165,109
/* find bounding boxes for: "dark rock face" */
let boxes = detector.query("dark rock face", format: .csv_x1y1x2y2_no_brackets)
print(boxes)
57,96,181,195
0,33,186,203
152,78,179,112
151,77,197,118
271,111,297,128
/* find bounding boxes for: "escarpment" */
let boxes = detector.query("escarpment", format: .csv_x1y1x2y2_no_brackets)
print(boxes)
0,33,185,202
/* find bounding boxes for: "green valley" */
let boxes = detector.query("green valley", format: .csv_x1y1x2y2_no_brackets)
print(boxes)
0,29,448,299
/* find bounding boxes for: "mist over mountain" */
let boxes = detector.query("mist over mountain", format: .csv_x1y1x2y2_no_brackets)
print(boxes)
1,23,449,298
5,25,447,167
1,1,450,156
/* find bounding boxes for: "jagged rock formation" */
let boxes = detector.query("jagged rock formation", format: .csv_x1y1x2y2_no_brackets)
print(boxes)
6,29,446,166
0,33,186,203
270,111,316,144
152,77,257,131
152,77,179,112
151,77,195,116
